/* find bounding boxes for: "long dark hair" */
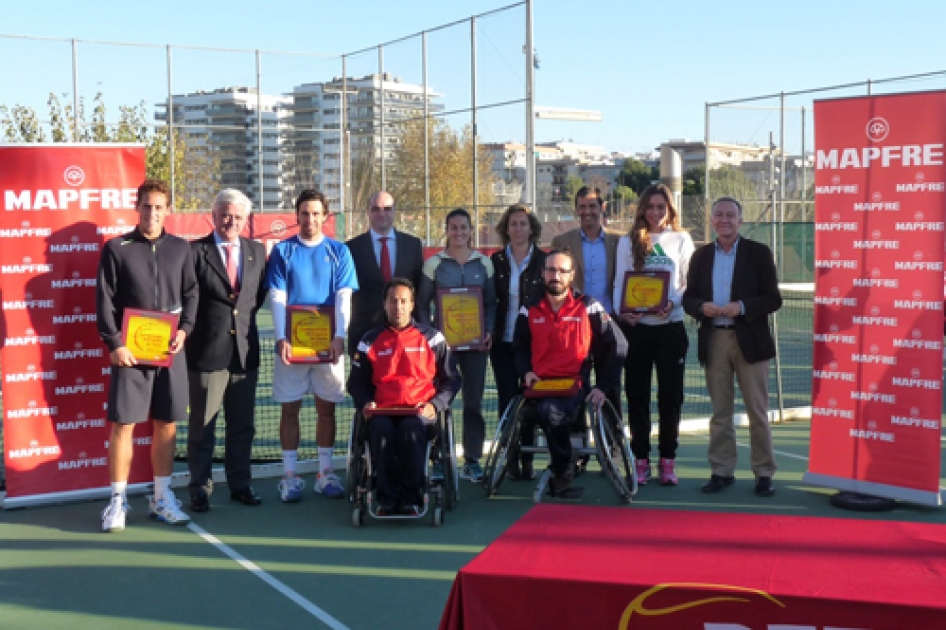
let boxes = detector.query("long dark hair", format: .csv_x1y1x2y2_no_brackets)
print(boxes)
630,184,681,271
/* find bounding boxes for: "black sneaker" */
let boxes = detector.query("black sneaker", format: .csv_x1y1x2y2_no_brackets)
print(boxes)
701,474,736,494
549,463,575,496
754,476,775,497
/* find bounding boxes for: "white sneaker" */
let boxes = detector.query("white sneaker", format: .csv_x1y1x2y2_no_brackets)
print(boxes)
278,473,305,503
315,470,345,499
148,491,191,526
101,495,128,533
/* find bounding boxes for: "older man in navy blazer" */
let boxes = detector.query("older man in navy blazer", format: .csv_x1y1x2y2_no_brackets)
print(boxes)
682,196,782,497
346,190,424,357
185,189,268,511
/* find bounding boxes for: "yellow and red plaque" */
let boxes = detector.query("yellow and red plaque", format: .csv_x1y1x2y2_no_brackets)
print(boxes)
437,286,485,351
619,270,671,313
524,377,581,399
288,305,335,363
364,405,421,418
121,308,179,367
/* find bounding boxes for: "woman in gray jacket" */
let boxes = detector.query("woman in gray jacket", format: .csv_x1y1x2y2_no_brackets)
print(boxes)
417,208,496,483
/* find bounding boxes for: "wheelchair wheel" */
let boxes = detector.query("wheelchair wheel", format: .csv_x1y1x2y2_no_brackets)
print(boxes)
441,411,458,510
483,396,524,497
591,400,637,503
346,413,366,505
351,506,365,527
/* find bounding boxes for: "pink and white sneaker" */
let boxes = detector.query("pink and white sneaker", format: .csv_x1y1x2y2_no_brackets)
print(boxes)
659,458,678,486
635,459,651,485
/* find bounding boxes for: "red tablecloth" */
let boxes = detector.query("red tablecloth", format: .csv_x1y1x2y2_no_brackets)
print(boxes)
440,505,946,630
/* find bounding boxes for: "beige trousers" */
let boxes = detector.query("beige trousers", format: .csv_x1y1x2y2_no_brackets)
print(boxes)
704,329,777,478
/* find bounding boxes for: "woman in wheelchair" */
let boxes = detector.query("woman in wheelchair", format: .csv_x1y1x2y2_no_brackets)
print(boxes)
348,278,461,517
511,250,627,496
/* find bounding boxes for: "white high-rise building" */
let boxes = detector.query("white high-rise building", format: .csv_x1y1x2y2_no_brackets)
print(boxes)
156,87,292,209
285,73,443,212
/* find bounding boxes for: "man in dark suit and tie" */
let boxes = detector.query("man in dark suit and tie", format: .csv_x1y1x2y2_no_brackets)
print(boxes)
185,189,268,511
346,190,424,356
682,196,782,497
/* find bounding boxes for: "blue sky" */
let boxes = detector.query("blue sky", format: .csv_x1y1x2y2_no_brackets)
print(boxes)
2,0,946,155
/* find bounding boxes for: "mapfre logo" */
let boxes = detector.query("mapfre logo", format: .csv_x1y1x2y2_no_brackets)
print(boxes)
271,219,287,237
866,117,889,143
619,583,785,629
64,165,85,187
617,582,871,629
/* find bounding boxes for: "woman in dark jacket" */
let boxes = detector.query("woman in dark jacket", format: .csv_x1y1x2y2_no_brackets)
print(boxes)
490,204,547,480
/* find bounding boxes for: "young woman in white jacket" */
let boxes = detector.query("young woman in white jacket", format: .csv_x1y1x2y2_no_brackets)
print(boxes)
613,184,694,486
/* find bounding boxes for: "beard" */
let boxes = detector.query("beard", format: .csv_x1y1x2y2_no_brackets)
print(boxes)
544,280,567,297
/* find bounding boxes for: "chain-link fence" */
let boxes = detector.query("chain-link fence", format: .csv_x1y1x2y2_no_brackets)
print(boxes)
0,2,529,239
704,69,946,282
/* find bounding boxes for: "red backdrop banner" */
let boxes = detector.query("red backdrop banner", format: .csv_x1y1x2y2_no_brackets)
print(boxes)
0,145,149,506
808,91,946,506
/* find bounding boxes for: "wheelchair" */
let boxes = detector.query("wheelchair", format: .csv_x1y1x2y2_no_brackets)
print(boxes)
346,408,458,527
482,395,637,504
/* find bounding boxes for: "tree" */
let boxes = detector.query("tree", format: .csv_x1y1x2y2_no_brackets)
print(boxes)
385,117,496,238
0,93,217,211
617,157,657,194
0,104,46,142
682,165,760,204
682,166,704,196
608,185,637,218
145,129,218,211
562,174,585,209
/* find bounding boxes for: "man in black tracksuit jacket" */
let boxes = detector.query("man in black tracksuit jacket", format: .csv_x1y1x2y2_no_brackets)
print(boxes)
96,179,198,532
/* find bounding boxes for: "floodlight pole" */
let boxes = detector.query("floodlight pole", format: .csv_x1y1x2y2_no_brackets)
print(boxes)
341,55,348,232
703,102,711,243
525,0,536,212
379,45,386,190
71,39,79,142
471,17,479,247
167,46,175,200
256,50,263,211
422,32,430,245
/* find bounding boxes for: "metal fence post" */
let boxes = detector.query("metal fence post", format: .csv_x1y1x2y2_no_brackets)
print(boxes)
471,16,479,247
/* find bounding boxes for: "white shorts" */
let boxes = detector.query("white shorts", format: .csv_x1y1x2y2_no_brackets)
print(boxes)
272,356,347,404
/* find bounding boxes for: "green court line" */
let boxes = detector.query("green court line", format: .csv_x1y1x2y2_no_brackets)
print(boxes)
0,606,222,630
203,536,484,554
0,549,459,581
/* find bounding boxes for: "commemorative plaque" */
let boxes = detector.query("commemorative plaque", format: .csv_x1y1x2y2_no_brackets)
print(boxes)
121,308,179,367
436,286,485,351
364,405,421,418
287,305,335,363
523,377,581,399
619,270,671,314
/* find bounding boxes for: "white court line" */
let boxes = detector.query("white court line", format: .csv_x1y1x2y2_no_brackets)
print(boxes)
188,522,349,630
691,432,810,462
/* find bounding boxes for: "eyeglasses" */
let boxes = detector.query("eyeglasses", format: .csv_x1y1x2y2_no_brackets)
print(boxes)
370,205,394,212
543,267,573,275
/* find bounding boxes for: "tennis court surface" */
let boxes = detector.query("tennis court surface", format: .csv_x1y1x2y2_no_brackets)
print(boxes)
1,420,944,630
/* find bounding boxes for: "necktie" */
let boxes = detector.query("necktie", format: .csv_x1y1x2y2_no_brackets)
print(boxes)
225,244,240,292
379,236,392,282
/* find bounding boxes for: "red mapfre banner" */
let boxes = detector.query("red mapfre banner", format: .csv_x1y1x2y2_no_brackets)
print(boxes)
0,145,149,507
807,92,946,506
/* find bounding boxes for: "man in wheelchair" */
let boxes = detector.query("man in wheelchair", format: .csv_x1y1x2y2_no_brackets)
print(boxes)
512,249,627,496
348,278,461,516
